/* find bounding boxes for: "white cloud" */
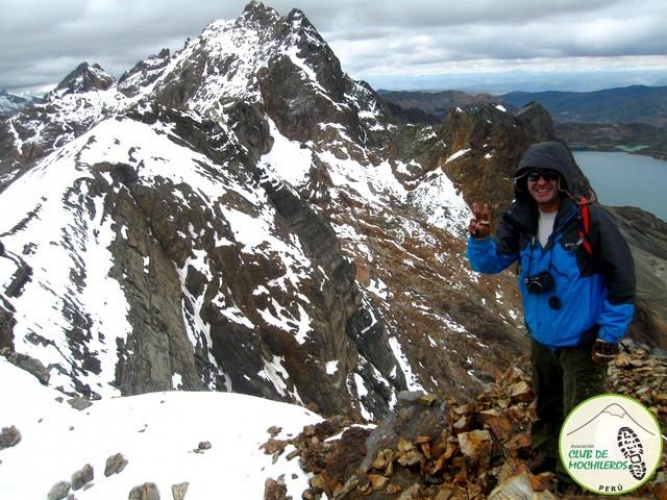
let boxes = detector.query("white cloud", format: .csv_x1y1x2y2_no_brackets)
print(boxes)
1,0,666,94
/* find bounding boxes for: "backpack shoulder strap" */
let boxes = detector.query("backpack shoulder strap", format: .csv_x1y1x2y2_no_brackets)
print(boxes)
577,196,593,255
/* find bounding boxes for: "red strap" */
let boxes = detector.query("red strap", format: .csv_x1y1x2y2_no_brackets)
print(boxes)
579,196,592,254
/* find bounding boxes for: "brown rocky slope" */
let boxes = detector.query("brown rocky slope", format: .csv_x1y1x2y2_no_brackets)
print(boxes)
264,341,667,499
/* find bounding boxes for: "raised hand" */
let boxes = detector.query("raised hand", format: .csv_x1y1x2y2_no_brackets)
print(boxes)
469,202,491,239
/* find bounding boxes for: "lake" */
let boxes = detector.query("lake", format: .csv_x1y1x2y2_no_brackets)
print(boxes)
573,151,667,222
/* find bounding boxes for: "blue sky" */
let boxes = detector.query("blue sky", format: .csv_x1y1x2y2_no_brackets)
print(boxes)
1,0,666,95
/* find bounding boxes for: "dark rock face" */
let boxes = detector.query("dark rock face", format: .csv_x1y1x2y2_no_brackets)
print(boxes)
104,181,205,396
273,182,401,410
3,350,49,385
513,101,557,142
441,102,598,219
0,298,16,350
607,206,667,346
257,18,363,146
12,87,407,416
0,425,21,450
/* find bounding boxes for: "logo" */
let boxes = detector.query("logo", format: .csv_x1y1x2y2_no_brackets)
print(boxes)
560,394,662,495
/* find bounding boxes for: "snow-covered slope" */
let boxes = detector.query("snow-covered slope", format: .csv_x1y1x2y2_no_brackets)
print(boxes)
0,357,326,499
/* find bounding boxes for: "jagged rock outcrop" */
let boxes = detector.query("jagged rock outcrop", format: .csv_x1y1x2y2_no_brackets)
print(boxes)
257,173,407,415
118,49,173,98
2,349,49,384
49,62,115,97
0,61,117,174
437,101,596,221
514,100,557,141
0,425,21,450
438,103,536,219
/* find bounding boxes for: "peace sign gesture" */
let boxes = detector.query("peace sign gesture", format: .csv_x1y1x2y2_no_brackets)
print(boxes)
469,203,491,239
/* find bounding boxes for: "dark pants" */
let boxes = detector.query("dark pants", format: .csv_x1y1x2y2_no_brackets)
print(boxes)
530,338,606,466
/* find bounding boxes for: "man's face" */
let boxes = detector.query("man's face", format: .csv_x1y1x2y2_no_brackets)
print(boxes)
526,169,560,210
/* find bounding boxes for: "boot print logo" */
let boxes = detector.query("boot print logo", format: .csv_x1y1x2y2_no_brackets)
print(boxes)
617,426,647,481
559,394,662,496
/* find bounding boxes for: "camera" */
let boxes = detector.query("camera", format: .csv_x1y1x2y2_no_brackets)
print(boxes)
524,271,555,294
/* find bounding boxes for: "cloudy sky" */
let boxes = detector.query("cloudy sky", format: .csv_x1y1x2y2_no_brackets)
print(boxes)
1,0,666,96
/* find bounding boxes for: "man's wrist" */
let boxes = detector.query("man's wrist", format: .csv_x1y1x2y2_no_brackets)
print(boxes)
592,339,619,361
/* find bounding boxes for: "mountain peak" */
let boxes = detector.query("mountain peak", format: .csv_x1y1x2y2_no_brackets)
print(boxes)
242,0,280,25
49,62,115,99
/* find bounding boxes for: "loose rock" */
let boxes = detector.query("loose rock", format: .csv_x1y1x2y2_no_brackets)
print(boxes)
171,482,189,500
71,463,94,490
128,482,160,500
0,425,21,449
47,481,70,500
105,452,128,476
264,475,288,500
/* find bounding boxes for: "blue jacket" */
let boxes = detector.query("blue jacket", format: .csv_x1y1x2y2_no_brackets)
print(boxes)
467,142,635,349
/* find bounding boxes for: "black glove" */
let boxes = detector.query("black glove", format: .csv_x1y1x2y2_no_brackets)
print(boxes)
592,339,618,364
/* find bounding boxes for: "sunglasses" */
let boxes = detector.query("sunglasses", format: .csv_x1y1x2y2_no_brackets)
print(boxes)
526,170,559,182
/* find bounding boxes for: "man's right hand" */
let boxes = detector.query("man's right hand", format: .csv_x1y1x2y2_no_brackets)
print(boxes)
469,203,491,239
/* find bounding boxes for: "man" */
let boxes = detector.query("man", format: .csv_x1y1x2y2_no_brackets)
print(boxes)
466,141,636,479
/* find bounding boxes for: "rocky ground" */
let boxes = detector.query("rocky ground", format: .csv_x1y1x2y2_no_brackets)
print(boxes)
262,339,667,499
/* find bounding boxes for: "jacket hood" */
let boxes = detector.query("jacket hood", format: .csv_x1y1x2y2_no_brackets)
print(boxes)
513,141,577,199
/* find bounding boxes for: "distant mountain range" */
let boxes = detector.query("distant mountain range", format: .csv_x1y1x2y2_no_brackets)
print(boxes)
501,86,667,127
378,85,667,126
0,90,42,118
379,86,667,159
